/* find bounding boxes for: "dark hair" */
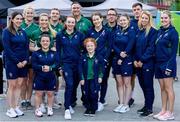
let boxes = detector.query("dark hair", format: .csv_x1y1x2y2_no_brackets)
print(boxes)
40,32,51,42
71,1,81,6
132,3,143,9
91,12,103,19
8,12,23,35
107,8,117,15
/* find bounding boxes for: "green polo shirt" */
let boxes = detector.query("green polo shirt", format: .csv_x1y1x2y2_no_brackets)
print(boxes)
29,28,54,48
50,23,64,32
87,54,103,80
76,16,92,35
21,20,39,38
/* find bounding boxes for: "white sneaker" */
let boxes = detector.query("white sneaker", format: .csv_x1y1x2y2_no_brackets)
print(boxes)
47,107,53,116
6,108,18,118
64,109,71,120
97,102,104,112
15,107,24,116
40,104,46,113
35,108,43,117
119,105,130,113
113,104,124,113
69,106,75,114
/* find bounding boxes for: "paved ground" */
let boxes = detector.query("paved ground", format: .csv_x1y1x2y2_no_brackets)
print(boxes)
0,57,180,122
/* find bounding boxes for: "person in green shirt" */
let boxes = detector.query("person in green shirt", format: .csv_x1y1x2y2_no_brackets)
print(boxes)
49,8,64,33
71,1,92,34
29,13,56,52
49,8,64,109
79,38,103,116
20,6,39,110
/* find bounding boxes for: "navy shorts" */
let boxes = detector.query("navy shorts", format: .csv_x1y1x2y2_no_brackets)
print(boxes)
5,61,28,79
155,62,176,79
113,58,133,76
33,76,56,91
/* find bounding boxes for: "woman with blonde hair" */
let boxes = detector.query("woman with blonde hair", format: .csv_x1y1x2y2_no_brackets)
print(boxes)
20,6,39,109
134,11,157,117
154,10,178,121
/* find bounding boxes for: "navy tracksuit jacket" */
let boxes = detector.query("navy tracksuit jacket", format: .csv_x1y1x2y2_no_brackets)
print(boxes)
56,29,84,109
134,27,157,110
155,25,179,78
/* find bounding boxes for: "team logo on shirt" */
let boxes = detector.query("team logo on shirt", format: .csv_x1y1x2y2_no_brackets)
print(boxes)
63,36,66,39
64,72,68,76
91,32,94,35
9,72,13,78
95,59,98,64
38,55,42,58
83,59,86,62
117,32,120,35
51,54,54,58
75,35,78,39
131,26,134,30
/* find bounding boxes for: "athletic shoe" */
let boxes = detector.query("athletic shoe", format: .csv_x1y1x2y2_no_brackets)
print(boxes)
35,108,43,117
113,104,124,113
64,109,71,120
128,98,134,107
40,104,46,113
69,106,75,114
137,106,146,114
157,111,175,121
89,110,96,117
153,111,166,119
140,109,153,117
103,102,108,106
97,102,104,112
15,107,24,116
47,107,53,116
6,108,18,118
21,101,27,109
26,101,33,110
119,105,130,113
84,109,90,116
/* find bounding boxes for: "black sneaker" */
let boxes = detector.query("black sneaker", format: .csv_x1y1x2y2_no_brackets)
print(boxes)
128,98,134,107
137,106,146,114
26,101,33,110
89,110,95,117
84,109,90,116
21,102,27,109
140,109,153,117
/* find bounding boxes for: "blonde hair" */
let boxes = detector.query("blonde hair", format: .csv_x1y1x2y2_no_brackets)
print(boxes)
39,13,57,38
138,11,155,36
23,6,34,17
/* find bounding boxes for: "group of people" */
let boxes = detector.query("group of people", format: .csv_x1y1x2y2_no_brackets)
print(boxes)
1,1,178,121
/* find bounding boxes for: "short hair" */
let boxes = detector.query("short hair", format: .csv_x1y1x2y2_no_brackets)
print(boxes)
132,3,143,9
50,8,60,13
71,1,81,6
107,8,117,15
83,38,97,48
91,12,103,19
